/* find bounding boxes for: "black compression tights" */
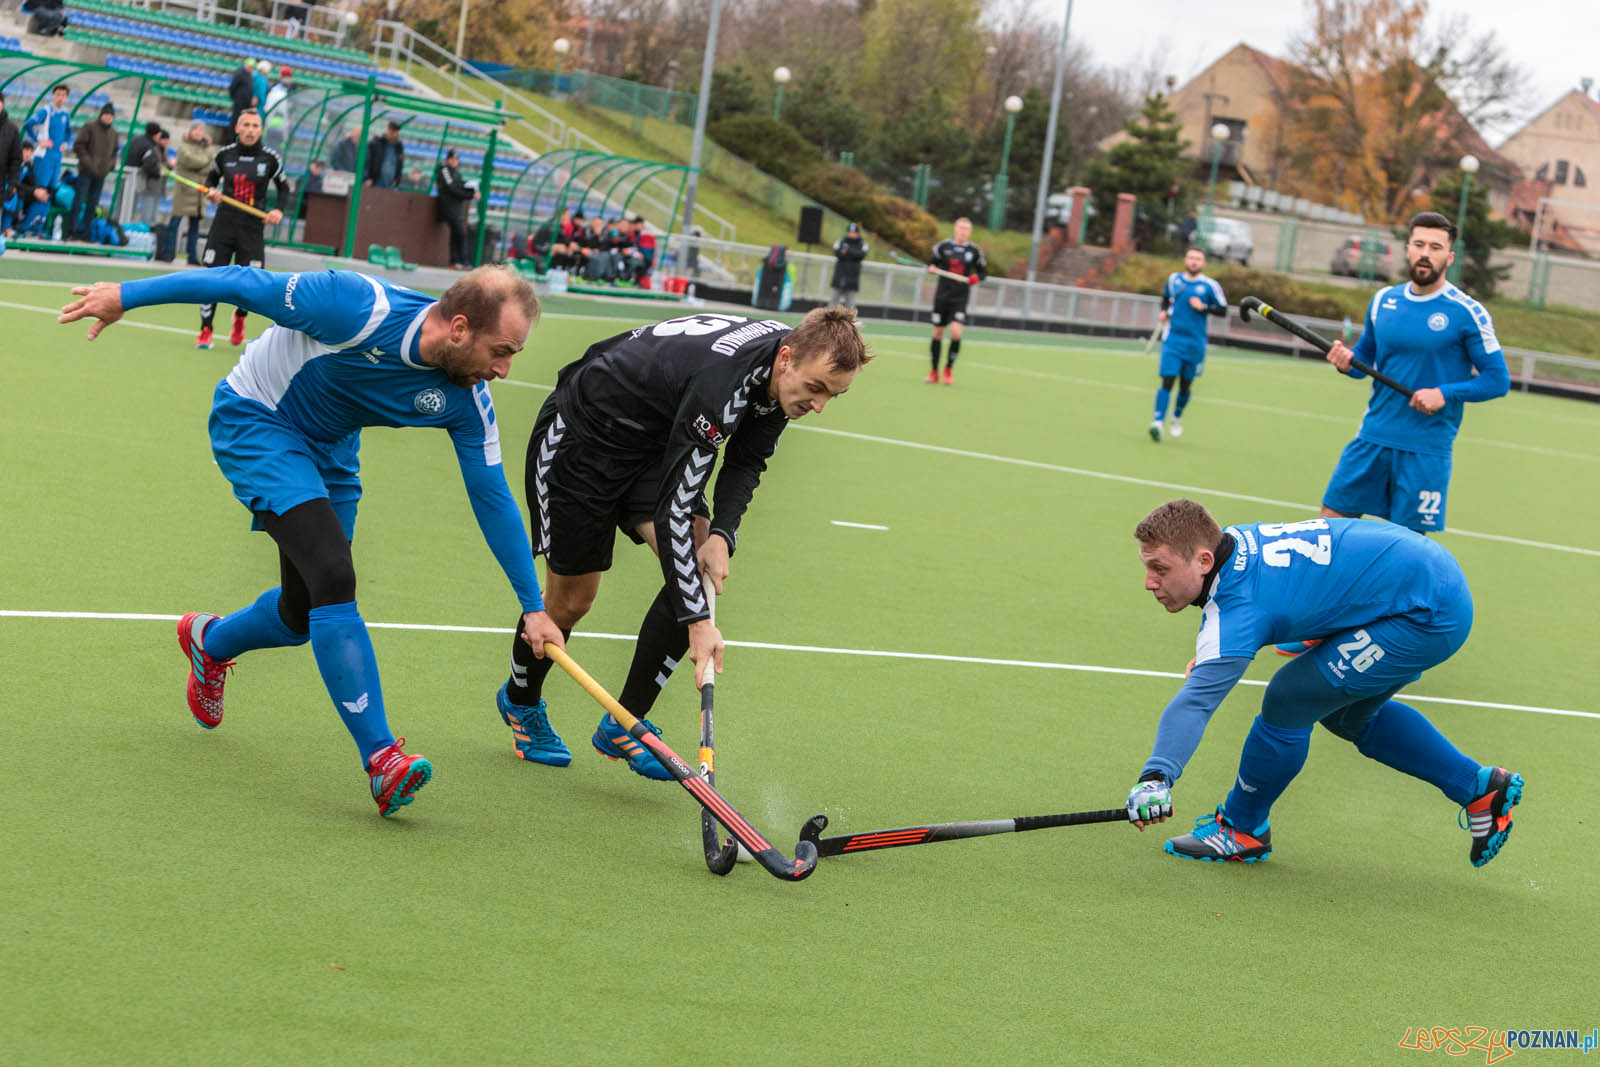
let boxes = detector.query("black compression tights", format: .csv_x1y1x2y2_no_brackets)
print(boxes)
254,499,358,632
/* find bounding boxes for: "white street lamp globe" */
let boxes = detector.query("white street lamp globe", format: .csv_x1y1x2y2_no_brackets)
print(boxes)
1004,95,1023,114
344,9,359,25
1210,122,1229,141
1460,153,1480,174
553,37,571,55
773,66,792,85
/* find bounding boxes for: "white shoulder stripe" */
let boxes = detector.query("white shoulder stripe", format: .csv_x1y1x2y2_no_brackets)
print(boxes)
1443,286,1501,353
332,275,389,349
400,306,431,369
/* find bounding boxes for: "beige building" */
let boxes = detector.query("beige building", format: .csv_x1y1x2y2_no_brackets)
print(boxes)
1498,90,1600,255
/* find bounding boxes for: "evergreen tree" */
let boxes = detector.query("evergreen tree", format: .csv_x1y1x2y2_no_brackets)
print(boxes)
1078,92,1189,248
1428,169,1515,299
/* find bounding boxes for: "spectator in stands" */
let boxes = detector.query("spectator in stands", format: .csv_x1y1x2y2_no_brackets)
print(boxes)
228,62,256,135
620,214,655,283
433,148,476,270
253,61,272,120
21,83,71,193
302,158,326,196
126,122,169,227
264,67,294,151
25,0,69,37
163,123,214,264
365,121,404,189
0,92,21,220
329,126,359,172
284,0,311,40
4,142,54,237
581,214,622,283
68,103,119,242
830,221,868,309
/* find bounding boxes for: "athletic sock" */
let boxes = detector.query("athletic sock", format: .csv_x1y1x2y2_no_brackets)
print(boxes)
1355,700,1481,806
1174,388,1192,417
929,337,941,370
946,339,961,368
233,309,247,327
1153,387,1171,420
307,601,393,766
506,615,572,706
618,586,691,718
200,587,309,661
1221,715,1312,832
200,303,215,329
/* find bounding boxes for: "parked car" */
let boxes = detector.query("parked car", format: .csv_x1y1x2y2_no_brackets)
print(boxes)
1330,235,1397,281
1196,216,1254,265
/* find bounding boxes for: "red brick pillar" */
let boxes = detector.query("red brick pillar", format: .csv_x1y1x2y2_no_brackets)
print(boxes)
1111,193,1136,253
1065,186,1091,247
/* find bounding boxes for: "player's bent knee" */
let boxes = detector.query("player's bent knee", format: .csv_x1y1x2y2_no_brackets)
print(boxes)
304,554,357,607
1178,377,1194,395
1160,375,1176,390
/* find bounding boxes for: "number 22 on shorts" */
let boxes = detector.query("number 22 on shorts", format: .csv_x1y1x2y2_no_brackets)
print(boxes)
1417,490,1442,522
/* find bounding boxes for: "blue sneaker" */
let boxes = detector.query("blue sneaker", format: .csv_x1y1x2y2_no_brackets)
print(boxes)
1164,808,1272,862
496,683,571,767
1462,766,1523,868
591,713,673,781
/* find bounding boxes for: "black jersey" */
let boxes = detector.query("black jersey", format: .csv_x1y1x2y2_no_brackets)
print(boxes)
553,312,793,621
206,140,290,226
929,238,988,302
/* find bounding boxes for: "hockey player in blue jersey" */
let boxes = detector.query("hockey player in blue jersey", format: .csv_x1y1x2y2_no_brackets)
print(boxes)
59,266,565,817
1149,246,1226,442
20,83,72,193
1124,498,1522,867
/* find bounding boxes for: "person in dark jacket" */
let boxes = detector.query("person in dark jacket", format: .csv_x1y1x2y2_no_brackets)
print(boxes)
830,221,868,309
125,121,169,226
227,62,256,135
433,149,476,268
329,126,359,172
364,121,403,188
0,92,23,219
68,103,120,240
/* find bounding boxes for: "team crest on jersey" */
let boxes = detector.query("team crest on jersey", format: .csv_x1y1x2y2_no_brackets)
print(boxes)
1427,312,1448,331
413,388,447,415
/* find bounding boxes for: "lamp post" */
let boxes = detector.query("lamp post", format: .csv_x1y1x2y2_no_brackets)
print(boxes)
1202,121,1229,230
552,37,570,94
1449,153,1479,286
772,66,791,121
988,94,1023,230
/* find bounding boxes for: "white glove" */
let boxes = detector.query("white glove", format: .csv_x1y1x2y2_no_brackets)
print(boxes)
1127,777,1173,828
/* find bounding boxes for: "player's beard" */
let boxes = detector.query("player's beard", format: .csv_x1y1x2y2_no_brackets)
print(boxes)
1409,258,1443,287
437,341,483,387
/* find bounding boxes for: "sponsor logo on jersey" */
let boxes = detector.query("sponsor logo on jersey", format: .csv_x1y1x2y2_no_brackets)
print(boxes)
256,163,268,176
1382,297,1398,310
413,388,447,415
692,413,726,447
283,272,299,310
1428,311,1449,331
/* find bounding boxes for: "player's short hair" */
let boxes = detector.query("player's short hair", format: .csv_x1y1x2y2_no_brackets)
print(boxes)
52,83,69,95
1185,245,1206,256
1408,211,1457,243
783,306,872,373
1134,499,1223,560
439,266,540,335
237,109,261,122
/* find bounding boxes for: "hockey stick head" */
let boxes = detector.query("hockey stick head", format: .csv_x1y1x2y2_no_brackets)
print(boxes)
703,810,738,876
798,813,829,846
1238,295,1264,322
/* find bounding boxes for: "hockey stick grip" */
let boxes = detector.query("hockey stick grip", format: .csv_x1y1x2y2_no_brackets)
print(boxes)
164,168,272,221
1013,809,1127,831
1238,296,1413,398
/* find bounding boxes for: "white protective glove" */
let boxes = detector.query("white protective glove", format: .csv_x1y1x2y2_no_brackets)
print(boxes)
1127,777,1173,829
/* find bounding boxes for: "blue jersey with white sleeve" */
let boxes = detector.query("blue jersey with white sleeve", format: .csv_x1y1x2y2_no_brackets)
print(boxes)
119,267,544,612
1161,271,1226,360
1347,282,1508,457
1141,518,1468,784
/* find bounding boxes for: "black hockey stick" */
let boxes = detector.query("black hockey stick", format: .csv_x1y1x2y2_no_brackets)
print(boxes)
547,644,817,882
1238,296,1413,399
697,588,738,876
798,807,1126,858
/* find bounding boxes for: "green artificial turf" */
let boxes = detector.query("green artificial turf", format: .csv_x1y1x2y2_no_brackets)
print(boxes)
3,274,1597,1065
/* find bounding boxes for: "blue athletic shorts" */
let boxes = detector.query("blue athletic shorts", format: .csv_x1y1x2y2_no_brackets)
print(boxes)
1322,437,1452,532
1309,571,1474,697
1158,346,1204,380
209,381,362,539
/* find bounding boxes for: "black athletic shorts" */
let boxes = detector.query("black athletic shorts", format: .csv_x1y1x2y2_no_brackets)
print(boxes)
203,215,265,269
931,291,969,326
524,394,707,576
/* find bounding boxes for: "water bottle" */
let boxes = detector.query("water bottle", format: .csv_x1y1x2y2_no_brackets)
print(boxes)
52,215,63,241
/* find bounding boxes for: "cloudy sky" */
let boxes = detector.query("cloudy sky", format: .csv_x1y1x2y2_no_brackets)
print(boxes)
1065,0,1598,144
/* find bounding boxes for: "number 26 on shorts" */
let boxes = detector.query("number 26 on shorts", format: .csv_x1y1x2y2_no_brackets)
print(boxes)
1335,629,1385,673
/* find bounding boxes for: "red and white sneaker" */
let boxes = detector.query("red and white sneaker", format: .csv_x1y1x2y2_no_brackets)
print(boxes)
924,370,939,384
195,326,214,350
942,366,954,385
368,738,432,817
228,314,247,346
177,612,234,729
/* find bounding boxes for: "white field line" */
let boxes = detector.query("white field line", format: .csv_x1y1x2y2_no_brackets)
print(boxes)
831,520,889,530
1,610,1592,721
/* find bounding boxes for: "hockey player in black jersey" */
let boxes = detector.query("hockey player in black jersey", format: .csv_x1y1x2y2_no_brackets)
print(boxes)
197,110,290,349
495,306,873,779
925,216,987,384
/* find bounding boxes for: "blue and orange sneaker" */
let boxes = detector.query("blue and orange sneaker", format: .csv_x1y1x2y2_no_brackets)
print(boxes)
496,682,570,767
1463,766,1523,868
367,738,432,817
1275,639,1321,657
177,612,234,729
1164,807,1272,862
591,713,673,781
